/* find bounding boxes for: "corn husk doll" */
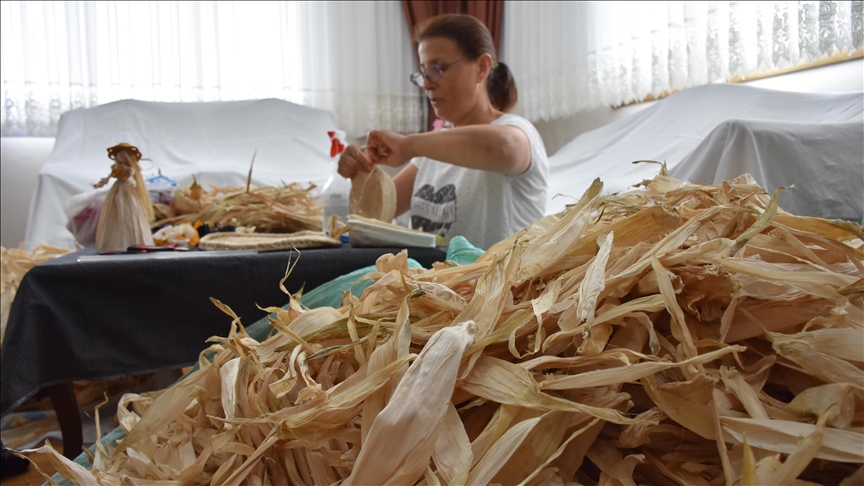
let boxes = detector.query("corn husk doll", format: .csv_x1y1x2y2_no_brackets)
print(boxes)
94,143,155,253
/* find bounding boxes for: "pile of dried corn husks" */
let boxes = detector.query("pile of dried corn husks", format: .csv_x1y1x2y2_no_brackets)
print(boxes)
1,244,70,346
154,183,323,233
38,173,863,485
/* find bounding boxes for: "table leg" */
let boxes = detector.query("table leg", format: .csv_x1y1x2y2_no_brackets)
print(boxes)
44,382,82,459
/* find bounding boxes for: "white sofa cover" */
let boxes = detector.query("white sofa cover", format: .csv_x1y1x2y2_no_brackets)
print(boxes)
25,99,339,249
547,84,864,220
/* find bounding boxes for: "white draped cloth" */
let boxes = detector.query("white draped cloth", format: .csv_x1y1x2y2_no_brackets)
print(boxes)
25,99,339,249
546,84,864,221
670,118,863,221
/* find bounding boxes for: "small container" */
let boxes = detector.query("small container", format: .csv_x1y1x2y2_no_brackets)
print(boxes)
322,131,350,243
321,162,351,231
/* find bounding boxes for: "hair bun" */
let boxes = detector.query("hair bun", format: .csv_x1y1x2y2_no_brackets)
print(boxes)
487,61,517,112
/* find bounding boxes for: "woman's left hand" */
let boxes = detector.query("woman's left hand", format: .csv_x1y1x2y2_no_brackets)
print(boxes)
366,130,413,167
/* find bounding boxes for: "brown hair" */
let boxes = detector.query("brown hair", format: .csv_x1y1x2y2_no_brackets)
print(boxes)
415,14,517,113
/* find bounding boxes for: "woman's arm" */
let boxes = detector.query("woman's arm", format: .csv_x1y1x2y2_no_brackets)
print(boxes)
367,124,532,175
392,163,418,217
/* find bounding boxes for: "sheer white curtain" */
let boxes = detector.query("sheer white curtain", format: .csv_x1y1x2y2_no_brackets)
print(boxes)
0,1,424,137
501,1,864,122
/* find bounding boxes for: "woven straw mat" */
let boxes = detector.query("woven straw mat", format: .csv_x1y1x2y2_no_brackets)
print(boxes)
198,231,341,251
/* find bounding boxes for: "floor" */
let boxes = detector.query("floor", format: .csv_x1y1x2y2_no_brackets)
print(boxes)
1,440,60,486
0,368,189,485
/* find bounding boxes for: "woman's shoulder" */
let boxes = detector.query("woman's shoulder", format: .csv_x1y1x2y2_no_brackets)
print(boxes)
492,114,548,164
492,113,541,138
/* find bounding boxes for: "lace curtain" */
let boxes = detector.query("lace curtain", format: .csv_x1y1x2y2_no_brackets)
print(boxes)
0,1,424,137
500,1,864,122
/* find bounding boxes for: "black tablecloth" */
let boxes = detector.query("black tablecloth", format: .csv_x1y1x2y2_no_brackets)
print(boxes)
0,245,446,416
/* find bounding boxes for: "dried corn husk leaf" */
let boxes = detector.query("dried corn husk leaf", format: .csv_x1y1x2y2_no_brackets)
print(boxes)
721,416,863,462
116,364,217,454
761,423,824,486
771,335,864,389
518,417,600,486
349,165,397,223
541,345,743,390
577,232,614,324
720,366,770,420
461,355,640,425
344,320,476,485
360,298,413,444
432,403,473,485
490,410,571,484
23,440,94,485
155,182,322,233
48,171,864,485
788,383,858,429
514,178,602,284
465,414,545,485
586,438,644,486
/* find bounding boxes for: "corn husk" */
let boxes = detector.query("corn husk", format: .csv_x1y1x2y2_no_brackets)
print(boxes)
45,171,864,485
155,182,322,233
349,165,397,223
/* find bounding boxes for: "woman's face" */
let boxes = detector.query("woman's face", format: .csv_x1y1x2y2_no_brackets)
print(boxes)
417,37,490,125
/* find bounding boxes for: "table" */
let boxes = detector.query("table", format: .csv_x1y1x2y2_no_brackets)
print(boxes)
1,244,446,457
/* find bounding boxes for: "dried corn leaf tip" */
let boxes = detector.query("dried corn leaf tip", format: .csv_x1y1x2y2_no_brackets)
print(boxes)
155,182,324,234
349,165,397,223
50,172,864,486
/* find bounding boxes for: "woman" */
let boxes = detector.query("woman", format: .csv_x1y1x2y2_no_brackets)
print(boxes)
338,14,548,250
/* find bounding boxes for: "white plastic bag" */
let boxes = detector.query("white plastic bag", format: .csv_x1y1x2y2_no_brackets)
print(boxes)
64,187,111,247
145,173,177,205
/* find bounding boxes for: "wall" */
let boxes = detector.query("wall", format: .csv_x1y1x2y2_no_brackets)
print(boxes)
534,57,864,156
1,58,861,249
0,138,55,248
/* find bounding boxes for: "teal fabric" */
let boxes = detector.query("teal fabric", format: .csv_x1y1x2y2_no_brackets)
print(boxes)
53,240,484,484
299,258,425,310
246,238,483,338
292,237,483,311
445,235,485,265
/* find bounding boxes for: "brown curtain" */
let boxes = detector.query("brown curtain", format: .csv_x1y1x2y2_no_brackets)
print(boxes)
401,1,502,55
401,0,503,130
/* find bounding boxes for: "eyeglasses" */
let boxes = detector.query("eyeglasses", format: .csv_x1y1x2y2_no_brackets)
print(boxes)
409,58,466,88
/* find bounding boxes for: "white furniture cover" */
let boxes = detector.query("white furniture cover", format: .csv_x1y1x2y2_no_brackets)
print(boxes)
670,119,863,221
25,86,864,249
25,99,339,249
547,84,864,221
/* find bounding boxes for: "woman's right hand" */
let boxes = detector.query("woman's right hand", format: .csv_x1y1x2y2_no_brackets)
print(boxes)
337,144,375,179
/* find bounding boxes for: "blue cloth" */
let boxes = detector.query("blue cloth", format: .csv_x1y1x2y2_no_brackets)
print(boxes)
293,237,483,310
298,258,425,310
445,235,485,266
